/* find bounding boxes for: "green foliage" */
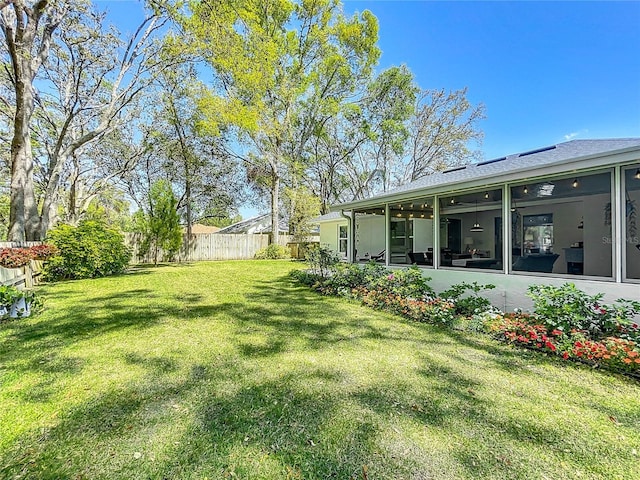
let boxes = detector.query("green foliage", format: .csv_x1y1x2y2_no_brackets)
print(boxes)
371,265,434,300
527,282,640,339
440,281,496,317
283,187,321,241
304,244,340,278
199,214,242,228
254,243,291,260
83,188,133,231
43,221,131,280
0,285,40,319
136,180,183,264
0,193,9,241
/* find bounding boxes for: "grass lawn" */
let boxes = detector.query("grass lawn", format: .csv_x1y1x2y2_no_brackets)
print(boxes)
1,260,639,479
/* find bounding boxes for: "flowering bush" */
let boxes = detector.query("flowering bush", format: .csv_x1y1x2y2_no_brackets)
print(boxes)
0,248,34,268
291,262,640,378
487,312,640,375
361,289,456,326
28,244,59,260
527,283,640,340
370,266,434,300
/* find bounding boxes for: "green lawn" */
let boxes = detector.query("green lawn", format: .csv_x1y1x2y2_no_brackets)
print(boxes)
1,261,638,479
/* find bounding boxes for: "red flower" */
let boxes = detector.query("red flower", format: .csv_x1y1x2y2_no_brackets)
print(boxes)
562,352,569,360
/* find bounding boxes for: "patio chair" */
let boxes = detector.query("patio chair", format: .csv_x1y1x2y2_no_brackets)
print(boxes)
370,250,385,262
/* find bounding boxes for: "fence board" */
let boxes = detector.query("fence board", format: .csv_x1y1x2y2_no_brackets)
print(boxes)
124,233,282,264
0,243,44,287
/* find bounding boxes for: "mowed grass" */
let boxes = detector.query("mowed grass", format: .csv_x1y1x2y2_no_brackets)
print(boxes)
1,261,638,479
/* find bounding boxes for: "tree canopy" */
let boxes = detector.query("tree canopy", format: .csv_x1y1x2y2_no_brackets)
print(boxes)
0,0,485,241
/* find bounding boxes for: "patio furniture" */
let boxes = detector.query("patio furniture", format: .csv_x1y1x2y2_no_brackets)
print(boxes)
512,253,559,273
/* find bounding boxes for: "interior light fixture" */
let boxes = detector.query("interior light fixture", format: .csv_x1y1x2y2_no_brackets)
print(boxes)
450,198,455,204
572,178,579,188
523,185,528,194
635,169,640,180
484,192,489,199
470,200,484,232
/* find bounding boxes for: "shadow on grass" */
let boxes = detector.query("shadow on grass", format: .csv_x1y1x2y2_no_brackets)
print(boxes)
0,360,391,479
3,268,639,479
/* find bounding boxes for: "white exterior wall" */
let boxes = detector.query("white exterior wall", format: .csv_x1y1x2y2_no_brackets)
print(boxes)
319,219,348,255
392,267,640,318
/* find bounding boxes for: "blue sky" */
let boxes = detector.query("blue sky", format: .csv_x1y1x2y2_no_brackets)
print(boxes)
100,0,640,217
342,0,640,159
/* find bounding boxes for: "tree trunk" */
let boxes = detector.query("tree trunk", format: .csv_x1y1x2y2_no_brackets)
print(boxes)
270,171,280,245
8,75,37,241
4,1,65,241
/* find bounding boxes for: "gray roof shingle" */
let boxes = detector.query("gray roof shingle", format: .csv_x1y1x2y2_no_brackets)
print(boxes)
333,138,640,209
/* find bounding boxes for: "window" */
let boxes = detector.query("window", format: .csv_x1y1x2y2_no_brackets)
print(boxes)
338,225,347,255
388,198,434,265
624,165,640,280
510,171,612,277
439,189,503,270
354,207,385,261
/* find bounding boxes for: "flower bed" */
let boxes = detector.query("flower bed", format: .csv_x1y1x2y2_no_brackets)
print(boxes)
483,312,640,375
291,255,640,378
0,244,59,268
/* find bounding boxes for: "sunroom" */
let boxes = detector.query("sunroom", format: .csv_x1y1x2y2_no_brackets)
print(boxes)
320,139,640,309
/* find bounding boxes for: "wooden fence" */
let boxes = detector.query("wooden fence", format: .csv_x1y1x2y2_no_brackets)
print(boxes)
125,233,287,264
0,235,316,283
0,242,44,288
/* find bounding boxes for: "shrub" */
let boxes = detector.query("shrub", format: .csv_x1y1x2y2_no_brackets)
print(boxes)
440,281,496,317
289,269,324,287
0,285,39,319
371,266,434,300
486,311,640,374
304,245,340,277
527,283,640,339
44,221,131,280
254,243,291,260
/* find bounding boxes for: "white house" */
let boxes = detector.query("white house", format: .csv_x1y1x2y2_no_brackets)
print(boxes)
318,138,640,310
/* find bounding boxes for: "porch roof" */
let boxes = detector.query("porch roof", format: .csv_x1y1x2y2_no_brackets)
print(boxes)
331,138,640,211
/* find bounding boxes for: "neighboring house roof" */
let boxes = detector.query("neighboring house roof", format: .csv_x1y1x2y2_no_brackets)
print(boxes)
332,138,640,210
310,212,346,223
187,224,221,234
216,213,289,234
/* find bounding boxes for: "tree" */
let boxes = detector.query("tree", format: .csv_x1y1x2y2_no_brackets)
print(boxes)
30,4,169,238
137,179,182,265
283,186,320,241
1,0,68,241
152,65,241,238
301,65,418,210
401,87,485,182
181,0,380,244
